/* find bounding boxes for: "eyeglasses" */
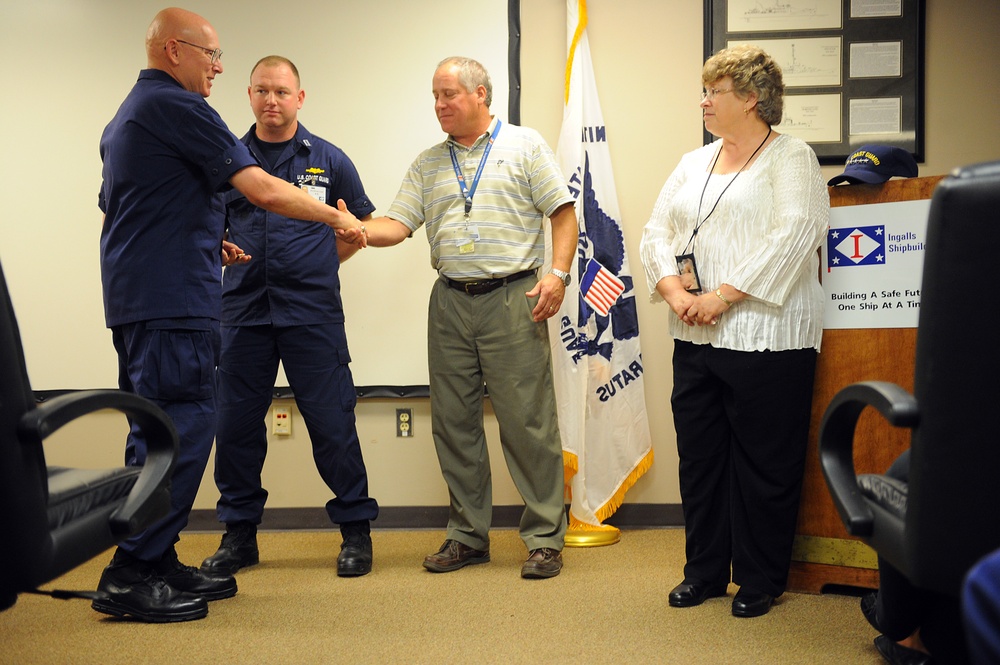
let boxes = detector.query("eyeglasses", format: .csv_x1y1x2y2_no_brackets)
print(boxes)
701,87,734,102
176,39,223,64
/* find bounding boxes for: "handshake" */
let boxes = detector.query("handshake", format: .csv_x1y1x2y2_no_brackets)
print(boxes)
222,197,371,268
329,199,368,248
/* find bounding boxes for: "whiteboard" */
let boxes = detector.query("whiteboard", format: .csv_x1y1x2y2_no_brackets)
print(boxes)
0,0,510,390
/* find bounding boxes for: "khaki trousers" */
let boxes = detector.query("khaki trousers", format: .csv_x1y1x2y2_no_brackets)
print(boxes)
427,275,567,552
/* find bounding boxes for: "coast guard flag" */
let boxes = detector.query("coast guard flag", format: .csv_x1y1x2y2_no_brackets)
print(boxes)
547,0,653,532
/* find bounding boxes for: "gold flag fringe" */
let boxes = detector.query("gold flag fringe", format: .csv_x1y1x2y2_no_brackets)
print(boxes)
562,447,654,525
563,450,579,478
594,447,654,524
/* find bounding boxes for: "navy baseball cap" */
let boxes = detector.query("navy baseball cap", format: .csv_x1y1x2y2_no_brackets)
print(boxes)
827,145,918,186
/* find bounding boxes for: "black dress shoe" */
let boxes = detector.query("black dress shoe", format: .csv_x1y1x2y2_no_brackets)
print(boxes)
731,588,775,617
338,533,373,577
861,592,885,633
668,580,729,607
201,522,259,576
155,546,237,601
873,634,936,665
92,550,208,623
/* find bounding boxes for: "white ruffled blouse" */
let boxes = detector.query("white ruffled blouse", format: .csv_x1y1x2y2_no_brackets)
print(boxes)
640,133,830,352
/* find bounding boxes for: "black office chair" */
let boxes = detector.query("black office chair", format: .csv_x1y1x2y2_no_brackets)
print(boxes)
819,159,1000,598
0,259,178,611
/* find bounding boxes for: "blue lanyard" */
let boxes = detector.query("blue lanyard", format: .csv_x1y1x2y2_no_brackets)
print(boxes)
449,120,502,218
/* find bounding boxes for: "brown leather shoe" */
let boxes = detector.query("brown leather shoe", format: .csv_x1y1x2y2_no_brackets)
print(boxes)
521,548,563,579
422,539,490,573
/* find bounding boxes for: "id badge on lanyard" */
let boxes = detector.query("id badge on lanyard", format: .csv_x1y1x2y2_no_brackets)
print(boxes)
458,226,480,254
675,253,703,294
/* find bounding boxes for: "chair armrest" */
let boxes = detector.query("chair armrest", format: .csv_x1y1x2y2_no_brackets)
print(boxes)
18,390,178,536
819,380,919,537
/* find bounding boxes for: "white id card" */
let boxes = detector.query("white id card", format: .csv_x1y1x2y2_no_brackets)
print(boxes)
456,225,479,254
301,184,326,203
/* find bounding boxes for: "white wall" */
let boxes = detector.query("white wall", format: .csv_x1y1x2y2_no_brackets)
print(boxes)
0,0,510,390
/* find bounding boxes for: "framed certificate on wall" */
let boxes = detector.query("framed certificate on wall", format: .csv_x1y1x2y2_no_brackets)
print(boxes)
704,0,925,164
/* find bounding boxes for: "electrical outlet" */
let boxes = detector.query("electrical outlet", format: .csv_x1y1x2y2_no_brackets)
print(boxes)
396,408,412,437
273,406,292,436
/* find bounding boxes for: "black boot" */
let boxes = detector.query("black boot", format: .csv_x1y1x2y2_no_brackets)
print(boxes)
338,520,373,577
201,522,259,576
155,546,237,601
91,548,208,623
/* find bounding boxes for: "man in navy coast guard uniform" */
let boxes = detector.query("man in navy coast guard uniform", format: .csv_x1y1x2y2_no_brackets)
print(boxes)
201,55,379,579
96,8,364,623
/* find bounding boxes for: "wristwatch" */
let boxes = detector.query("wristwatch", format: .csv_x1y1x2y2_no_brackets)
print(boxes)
550,268,571,286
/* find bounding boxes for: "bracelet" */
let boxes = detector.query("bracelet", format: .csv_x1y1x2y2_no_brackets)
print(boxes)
715,289,732,307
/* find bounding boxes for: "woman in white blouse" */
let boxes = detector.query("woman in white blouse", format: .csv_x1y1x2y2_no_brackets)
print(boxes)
640,44,829,619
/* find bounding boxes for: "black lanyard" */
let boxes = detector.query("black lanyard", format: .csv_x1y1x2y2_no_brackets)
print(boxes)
683,127,771,254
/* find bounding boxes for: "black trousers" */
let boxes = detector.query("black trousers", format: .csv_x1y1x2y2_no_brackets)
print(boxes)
671,341,817,596
875,450,968,664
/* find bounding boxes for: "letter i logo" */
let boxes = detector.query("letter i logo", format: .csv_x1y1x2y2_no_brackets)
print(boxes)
827,225,886,268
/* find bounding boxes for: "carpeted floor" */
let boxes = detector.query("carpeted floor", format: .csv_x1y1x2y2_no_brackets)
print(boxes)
2,528,885,664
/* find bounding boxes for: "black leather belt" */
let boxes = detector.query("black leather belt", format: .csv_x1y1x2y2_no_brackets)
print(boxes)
445,269,536,295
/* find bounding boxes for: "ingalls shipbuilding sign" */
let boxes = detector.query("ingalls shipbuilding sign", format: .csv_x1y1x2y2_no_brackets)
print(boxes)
822,199,931,329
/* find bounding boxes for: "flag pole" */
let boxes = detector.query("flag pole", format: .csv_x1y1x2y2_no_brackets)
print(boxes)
554,0,654,548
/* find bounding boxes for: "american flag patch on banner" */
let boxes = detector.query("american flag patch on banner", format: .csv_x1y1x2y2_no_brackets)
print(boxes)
581,258,625,317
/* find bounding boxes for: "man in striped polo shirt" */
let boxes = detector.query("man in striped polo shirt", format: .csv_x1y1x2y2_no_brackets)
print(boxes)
339,56,577,579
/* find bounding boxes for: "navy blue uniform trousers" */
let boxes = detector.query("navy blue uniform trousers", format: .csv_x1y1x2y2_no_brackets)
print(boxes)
213,323,378,527
671,341,816,597
113,318,219,561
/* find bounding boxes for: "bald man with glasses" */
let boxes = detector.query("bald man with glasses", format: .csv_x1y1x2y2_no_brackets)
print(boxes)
175,39,223,64
94,7,365,623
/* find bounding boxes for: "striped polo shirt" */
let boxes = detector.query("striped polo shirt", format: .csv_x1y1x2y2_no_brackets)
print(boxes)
387,117,574,280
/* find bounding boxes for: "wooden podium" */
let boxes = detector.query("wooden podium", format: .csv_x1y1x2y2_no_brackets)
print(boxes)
786,175,945,594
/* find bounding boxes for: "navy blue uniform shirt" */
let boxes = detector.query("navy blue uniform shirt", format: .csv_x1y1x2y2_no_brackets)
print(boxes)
98,69,258,327
221,123,374,327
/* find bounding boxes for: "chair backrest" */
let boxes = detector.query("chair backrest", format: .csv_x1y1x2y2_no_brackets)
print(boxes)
905,160,1000,595
0,260,52,594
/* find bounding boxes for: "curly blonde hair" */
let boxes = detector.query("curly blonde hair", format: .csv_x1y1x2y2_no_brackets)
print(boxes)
703,44,784,126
